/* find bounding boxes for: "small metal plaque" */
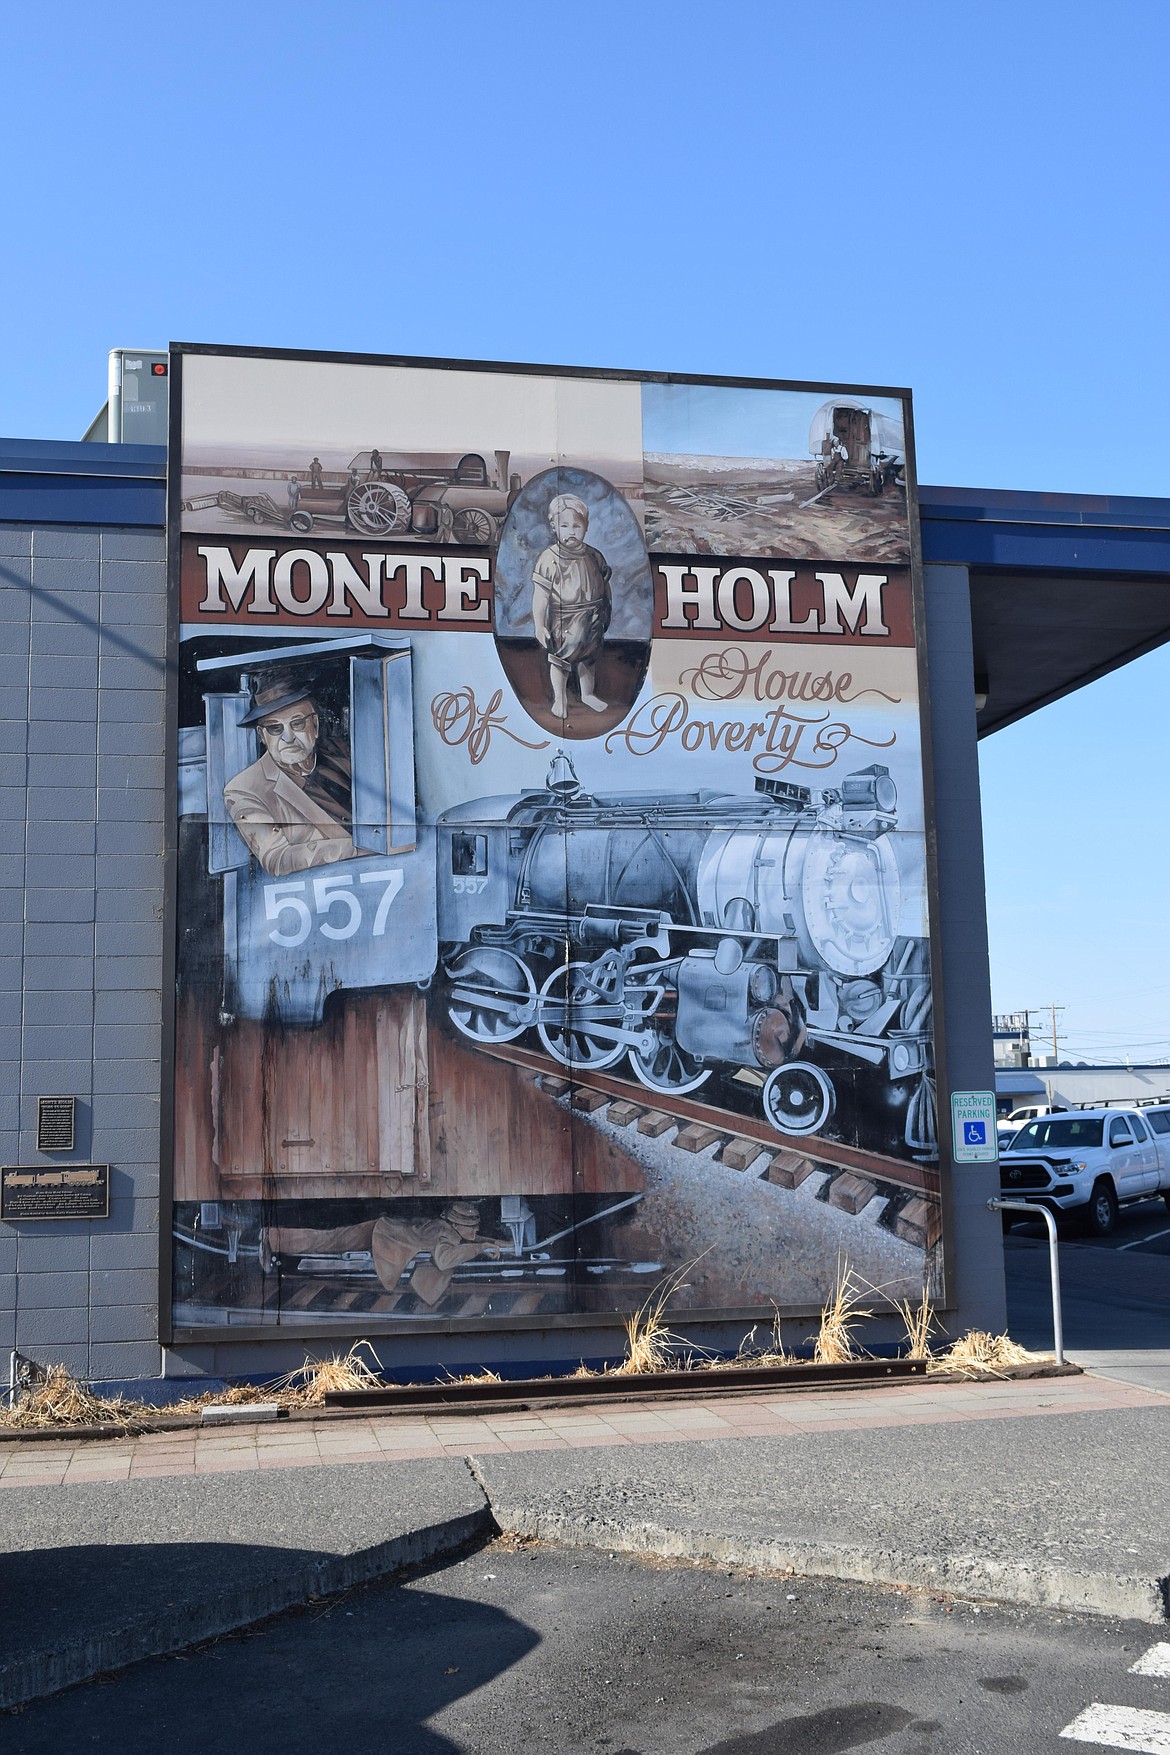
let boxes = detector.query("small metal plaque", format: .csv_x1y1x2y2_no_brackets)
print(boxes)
1,1164,109,1221
36,1096,76,1153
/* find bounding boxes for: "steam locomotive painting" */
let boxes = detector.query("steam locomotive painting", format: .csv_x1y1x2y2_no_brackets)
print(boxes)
439,755,933,1157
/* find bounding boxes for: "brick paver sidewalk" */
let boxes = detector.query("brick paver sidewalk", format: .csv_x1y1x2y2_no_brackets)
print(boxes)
0,1370,1163,1488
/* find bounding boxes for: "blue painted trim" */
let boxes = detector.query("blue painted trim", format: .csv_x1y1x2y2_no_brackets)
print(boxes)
0,439,166,527
919,483,1170,526
0,437,166,478
0,473,165,527
920,519,1170,573
920,484,1170,574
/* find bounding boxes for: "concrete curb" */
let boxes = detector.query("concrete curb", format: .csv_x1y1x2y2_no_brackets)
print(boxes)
487,1504,1170,1626
0,1500,493,1712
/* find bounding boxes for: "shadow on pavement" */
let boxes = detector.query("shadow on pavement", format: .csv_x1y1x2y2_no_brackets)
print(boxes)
5,1550,541,1755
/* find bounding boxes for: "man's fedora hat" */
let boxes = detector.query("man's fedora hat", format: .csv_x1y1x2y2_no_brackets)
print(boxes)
239,672,317,727
443,1199,485,1234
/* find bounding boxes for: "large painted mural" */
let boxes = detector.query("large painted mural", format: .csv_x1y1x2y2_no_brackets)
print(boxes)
168,350,943,1336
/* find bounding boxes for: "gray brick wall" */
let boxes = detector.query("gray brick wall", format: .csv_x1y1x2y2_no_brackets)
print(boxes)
0,521,166,1384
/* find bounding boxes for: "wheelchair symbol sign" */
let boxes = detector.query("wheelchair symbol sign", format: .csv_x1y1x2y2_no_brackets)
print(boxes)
950,1091,998,1162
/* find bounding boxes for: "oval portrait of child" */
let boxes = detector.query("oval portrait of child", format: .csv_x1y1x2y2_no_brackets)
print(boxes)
493,466,653,739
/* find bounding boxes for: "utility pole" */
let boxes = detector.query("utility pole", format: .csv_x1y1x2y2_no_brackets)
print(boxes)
1026,1004,1065,1063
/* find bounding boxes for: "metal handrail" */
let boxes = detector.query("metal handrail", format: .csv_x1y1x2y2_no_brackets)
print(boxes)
988,1198,1065,1365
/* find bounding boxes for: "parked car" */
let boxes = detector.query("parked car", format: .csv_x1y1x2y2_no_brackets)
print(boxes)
1138,1103,1170,1179
997,1102,1062,1153
1004,1103,1065,1128
999,1106,1170,1237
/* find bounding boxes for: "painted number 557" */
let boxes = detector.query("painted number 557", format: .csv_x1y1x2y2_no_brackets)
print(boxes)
264,868,404,948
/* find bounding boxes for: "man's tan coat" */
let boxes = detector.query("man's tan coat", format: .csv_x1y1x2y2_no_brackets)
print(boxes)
223,751,356,876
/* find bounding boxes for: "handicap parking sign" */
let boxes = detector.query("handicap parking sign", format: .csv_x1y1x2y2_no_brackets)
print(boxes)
950,1092,998,1163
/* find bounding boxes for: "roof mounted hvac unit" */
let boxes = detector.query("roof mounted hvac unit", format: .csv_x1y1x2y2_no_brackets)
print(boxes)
82,348,169,445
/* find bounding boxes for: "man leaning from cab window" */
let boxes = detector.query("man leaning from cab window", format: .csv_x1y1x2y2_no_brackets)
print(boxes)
224,671,357,876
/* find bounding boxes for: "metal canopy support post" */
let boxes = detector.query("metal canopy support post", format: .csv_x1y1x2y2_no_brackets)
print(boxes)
988,1198,1065,1365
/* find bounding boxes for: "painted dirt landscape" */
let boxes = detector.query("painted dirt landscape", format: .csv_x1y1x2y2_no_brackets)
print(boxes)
644,454,911,564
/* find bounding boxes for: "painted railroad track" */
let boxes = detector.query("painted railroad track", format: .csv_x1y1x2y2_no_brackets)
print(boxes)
479,1040,942,1252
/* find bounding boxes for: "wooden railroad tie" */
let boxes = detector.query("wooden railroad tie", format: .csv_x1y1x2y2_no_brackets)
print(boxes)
283,1282,327,1310
893,1195,942,1250
674,1122,723,1154
606,1099,645,1127
765,1149,815,1189
826,1171,879,1215
719,1136,764,1172
571,1088,609,1114
637,1110,674,1138
538,1074,571,1098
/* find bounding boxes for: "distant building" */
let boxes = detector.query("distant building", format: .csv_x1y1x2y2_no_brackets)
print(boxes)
993,1013,1033,1068
996,1064,1170,1116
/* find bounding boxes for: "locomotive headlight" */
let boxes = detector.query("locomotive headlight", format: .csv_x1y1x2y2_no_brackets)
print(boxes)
890,1042,912,1073
838,765,898,837
841,766,897,815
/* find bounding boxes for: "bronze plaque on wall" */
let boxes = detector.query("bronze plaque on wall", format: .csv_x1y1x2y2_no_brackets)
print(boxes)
36,1096,76,1152
1,1165,109,1221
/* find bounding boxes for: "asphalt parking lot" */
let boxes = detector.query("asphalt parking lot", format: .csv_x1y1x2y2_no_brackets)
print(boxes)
1003,1194,1170,1395
1005,1193,1170,1254
4,1543,1167,1755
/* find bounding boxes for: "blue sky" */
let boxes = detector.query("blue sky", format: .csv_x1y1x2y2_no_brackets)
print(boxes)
3,0,1169,1063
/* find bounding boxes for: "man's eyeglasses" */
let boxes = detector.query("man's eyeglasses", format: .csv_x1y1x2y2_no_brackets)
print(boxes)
259,714,315,738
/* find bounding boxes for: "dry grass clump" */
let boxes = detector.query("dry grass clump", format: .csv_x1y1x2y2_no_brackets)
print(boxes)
1,1342,391,1429
897,1290,940,1360
2,1364,135,1429
928,1329,1049,1377
718,1306,795,1370
443,1368,503,1386
274,1340,384,1405
608,1266,691,1376
810,1262,873,1364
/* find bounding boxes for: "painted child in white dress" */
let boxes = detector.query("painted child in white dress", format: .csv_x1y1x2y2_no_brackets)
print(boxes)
531,493,612,717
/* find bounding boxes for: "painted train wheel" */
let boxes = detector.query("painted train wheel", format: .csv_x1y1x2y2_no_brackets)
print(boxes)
444,946,536,1044
537,961,627,1072
628,1029,712,1096
762,1061,834,1138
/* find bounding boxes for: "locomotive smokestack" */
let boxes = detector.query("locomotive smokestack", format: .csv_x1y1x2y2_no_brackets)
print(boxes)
495,450,510,490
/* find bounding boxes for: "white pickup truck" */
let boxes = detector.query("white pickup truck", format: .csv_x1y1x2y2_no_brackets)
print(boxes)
999,1105,1170,1236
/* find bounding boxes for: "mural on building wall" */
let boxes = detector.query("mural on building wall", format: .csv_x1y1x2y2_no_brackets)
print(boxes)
169,350,943,1335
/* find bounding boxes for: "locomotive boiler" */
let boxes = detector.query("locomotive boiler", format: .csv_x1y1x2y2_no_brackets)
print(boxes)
438,754,935,1153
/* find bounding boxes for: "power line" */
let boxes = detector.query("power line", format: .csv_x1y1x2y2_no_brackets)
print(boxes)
1021,1004,1064,1061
